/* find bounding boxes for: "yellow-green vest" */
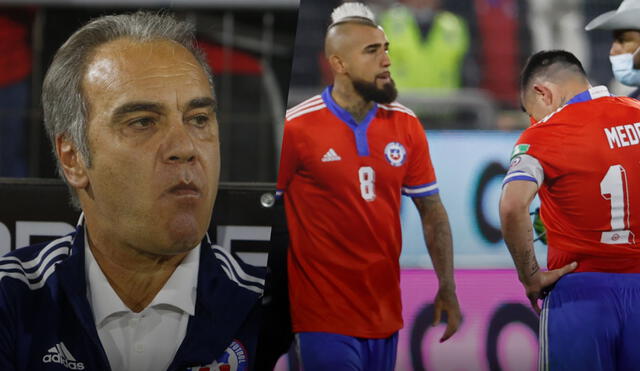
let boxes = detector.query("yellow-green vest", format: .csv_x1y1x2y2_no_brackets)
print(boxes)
380,6,469,90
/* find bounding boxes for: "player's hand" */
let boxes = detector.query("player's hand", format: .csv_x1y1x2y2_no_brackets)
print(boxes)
432,286,461,343
522,261,577,314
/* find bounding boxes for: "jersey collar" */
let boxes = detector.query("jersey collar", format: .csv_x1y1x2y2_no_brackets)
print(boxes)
566,85,611,105
539,85,611,124
86,232,200,327
321,85,377,156
321,85,378,127
56,214,263,368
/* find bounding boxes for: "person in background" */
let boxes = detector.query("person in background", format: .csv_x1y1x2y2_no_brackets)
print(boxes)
586,0,640,99
527,0,590,71
0,8,33,177
379,0,469,91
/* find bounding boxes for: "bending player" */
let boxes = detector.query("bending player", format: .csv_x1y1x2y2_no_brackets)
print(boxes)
500,50,640,369
276,3,460,370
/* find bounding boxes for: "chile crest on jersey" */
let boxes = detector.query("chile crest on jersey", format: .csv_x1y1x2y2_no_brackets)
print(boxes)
185,340,248,371
384,142,407,167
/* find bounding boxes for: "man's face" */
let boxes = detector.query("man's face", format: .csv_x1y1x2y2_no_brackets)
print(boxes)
79,38,219,255
342,24,397,103
610,29,640,68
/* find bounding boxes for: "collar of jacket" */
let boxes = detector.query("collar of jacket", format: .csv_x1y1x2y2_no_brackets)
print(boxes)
54,223,263,369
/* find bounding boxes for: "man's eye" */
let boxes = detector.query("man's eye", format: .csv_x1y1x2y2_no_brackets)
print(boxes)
129,117,155,129
189,115,211,128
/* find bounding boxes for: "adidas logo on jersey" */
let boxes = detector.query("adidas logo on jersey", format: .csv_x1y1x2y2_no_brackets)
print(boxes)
321,148,341,162
42,342,85,370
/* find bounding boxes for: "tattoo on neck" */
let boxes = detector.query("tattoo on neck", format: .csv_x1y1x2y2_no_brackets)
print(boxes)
559,96,567,106
346,106,369,123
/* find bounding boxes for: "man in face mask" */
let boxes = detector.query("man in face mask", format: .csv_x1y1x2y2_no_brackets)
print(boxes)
586,0,640,98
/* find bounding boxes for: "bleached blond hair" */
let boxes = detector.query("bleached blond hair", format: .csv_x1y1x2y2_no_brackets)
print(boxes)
328,2,378,28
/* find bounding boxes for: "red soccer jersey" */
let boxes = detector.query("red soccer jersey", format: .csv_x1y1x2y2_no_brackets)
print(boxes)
507,87,640,273
276,87,438,338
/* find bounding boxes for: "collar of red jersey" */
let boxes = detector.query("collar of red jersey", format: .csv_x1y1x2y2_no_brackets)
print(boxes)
565,85,611,105
538,85,610,124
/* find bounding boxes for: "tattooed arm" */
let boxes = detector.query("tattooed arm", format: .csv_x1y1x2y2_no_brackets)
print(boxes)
499,180,576,314
413,194,460,342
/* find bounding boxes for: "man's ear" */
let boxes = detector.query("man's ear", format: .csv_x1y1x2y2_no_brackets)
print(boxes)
328,54,346,75
532,83,553,106
55,135,89,189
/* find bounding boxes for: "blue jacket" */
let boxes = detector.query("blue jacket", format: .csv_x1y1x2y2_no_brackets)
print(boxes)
0,223,264,370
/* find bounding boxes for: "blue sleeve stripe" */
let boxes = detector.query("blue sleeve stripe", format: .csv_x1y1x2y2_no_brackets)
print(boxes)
503,170,537,183
402,188,440,197
502,175,538,186
403,181,437,190
402,182,438,195
275,190,284,200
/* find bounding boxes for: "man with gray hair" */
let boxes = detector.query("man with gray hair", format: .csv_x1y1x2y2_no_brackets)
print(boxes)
0,11,264,371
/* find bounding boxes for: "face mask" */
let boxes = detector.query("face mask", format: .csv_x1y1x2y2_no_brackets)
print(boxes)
610,53,640,87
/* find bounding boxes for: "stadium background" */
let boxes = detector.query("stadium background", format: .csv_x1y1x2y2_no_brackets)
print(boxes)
0,0,628,370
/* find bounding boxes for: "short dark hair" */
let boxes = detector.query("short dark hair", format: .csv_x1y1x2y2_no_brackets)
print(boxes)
521,50,587,91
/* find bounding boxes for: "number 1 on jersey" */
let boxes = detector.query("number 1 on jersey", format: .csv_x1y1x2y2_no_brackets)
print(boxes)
359,166,376,201
600,164,633,244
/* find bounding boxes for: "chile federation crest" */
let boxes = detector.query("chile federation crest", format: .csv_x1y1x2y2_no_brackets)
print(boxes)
185,340,248,371
384,142,407,167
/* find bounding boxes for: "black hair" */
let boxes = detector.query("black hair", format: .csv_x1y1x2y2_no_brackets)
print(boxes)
521,50,587,90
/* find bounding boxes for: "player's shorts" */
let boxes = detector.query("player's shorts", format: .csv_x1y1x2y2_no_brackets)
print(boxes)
295,331,398,371
539,272,640,370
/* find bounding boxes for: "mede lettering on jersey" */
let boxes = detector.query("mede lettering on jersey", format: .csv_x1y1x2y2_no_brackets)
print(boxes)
604,123,640,149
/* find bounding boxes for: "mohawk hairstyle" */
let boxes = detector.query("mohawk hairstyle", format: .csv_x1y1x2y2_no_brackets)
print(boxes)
521,50,587,90
329,2,378,29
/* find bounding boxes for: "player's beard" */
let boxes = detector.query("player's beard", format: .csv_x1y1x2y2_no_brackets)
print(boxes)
352,77,398,104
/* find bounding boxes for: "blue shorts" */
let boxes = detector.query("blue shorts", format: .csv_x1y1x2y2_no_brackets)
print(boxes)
295,332,398,371
540,272,640,370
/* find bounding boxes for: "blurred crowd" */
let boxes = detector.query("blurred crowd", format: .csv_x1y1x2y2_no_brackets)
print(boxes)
289,0,628,130
0,0,634,178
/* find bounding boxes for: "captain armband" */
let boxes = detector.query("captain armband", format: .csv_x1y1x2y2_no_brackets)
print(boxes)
502,154,544,187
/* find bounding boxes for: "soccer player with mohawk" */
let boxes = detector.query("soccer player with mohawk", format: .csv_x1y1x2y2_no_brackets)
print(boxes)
276,3,461,369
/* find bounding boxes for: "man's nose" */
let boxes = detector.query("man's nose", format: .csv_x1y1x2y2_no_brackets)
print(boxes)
163,119,197,164
610,41,624,56
381,51,391,67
